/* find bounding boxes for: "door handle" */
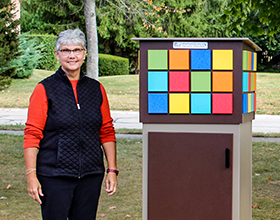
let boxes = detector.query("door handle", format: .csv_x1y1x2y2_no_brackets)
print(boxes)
225,148,230,168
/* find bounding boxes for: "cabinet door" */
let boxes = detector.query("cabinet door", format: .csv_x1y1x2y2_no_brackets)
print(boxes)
148,132,233,220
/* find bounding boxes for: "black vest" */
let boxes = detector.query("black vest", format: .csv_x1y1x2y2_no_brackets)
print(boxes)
37,67,104,178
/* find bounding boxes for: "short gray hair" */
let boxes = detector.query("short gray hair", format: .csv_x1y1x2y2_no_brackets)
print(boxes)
55,28,86,51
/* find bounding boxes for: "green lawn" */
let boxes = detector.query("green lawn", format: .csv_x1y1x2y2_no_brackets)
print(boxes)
1,134,280,219
0,69,139,111
0,135,142,220
256,73,280,115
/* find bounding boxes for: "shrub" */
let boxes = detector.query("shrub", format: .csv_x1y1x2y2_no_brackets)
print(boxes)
98,54,129,76
12,33,44,78
27,34,58,71
0,0,20,89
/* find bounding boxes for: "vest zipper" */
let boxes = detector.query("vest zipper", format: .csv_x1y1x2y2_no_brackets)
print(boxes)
76,83,83,179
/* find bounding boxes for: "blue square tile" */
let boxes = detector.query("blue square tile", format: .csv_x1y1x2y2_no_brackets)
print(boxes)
191,93,211,114
251,52,254,71
191,50,211,70
148,72,168,92
148,93,168,114
243,93,248,113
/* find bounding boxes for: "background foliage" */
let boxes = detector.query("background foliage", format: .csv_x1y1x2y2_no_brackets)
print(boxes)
19,0,236,74
11,33,44,78
2,0,280,89
98,54,129,76
0,0,20,89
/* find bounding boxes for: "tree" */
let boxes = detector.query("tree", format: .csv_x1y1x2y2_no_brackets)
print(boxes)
21,0,84,35
0,0,20,89
224,0,280,35
21,0,233,78
96,0,232,72
223,0,280,72
84,0,98,79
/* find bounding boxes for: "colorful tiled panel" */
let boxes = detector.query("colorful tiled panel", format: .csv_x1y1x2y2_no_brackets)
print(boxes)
242,72,257,92
242,93,256,113
242,52,257,113
146,48,257,115
243,50,257,71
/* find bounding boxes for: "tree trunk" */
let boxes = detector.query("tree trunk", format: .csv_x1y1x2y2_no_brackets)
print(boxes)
83,0,98,80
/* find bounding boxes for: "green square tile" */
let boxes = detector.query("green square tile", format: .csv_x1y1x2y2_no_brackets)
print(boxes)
148,50,168,70
243,50,248,71
191,72,211,92
250,72,255,92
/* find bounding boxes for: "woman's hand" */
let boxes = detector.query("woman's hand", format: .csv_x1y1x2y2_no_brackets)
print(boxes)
26,172,44,204
105,172,117,195
102,141,118,196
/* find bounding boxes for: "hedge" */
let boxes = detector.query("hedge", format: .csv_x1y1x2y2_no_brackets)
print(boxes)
98,54,129,76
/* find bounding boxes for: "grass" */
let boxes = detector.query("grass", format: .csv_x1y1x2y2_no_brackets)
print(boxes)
1,134,280,219
0,70,52,108
0,134,142,220
0,69,139,111
99,75,139,111
0,125,26,131
256,73,280,115
252,142,280,219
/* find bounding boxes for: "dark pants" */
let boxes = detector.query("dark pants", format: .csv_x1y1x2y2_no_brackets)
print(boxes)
38,174,104,220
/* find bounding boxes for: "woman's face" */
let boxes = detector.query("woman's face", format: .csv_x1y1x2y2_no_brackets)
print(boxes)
55,44,86,77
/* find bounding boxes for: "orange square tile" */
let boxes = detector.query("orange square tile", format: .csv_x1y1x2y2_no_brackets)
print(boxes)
248,52,252,70
212,72,233,92
169,50,189,70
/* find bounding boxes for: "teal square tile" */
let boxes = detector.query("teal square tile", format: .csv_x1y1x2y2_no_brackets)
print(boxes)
191,93,211,114
148,71,168,92
243,72,249,92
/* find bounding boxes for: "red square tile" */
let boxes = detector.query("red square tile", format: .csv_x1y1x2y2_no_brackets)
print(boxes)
169,71,189,92
212,93,233,114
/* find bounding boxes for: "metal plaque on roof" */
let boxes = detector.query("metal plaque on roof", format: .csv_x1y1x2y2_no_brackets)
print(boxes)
173,42,208,49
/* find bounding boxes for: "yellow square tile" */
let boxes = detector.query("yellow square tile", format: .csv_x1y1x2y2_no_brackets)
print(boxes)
248,93,252,112
169,93,190,114
213,50,233,70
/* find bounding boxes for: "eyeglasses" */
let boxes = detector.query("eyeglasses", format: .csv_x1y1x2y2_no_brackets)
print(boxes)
58,48,85,56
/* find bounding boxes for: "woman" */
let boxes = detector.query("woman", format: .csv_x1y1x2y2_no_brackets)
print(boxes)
23,28,118,220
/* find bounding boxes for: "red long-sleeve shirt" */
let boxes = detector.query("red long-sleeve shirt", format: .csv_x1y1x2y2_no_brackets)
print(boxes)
23,80,116,149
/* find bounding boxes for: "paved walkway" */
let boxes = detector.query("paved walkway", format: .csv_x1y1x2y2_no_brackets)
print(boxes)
1,108,280,132
1,108,280,142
